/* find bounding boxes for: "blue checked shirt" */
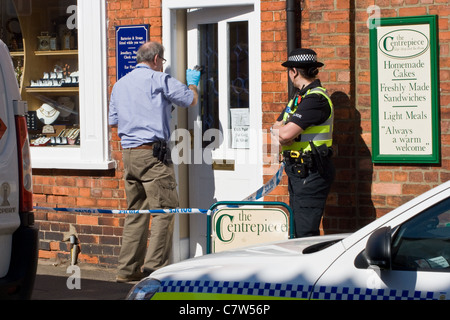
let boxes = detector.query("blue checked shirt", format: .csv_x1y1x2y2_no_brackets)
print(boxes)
109,64,194,149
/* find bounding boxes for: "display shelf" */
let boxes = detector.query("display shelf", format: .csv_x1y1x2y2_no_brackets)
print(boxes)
10,51,24,57
34,50,78,56
26,87,79,94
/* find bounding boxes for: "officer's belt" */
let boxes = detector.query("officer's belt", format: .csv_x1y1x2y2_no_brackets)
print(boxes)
282,150,315,178
282,150,310,162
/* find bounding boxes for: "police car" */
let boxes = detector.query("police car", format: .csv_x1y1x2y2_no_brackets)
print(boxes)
0,40,38,299
128,180,450,300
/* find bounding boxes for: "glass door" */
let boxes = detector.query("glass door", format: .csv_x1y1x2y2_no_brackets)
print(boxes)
186,5,262,256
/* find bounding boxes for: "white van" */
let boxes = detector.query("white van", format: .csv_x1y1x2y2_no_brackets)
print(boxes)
0,40,37,299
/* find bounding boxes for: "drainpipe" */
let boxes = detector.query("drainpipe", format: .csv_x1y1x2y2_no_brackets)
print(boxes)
286,0,298,55
286,0,301,96
70,235,79,265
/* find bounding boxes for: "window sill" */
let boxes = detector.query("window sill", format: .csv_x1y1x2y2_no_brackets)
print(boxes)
31,158,116,170
31,147,115,170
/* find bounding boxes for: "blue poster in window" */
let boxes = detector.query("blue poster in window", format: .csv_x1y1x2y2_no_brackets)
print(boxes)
115,25,149,80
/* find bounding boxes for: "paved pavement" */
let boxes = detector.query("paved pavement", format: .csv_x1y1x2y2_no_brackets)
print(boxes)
33,260,135,300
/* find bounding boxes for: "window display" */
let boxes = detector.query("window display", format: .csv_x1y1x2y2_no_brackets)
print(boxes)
2,0,113,170
1,0,80,147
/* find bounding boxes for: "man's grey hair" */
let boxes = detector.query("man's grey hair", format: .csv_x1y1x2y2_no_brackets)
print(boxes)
136,42,165,64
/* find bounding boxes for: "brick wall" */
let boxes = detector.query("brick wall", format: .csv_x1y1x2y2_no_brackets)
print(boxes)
34,170,126,266
34,0,449,268
262,0,450,234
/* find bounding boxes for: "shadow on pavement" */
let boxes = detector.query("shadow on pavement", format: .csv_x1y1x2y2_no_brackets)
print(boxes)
32,262,135,300
33,274,134,300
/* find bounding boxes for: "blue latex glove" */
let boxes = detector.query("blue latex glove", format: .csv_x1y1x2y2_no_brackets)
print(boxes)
186,69,201,86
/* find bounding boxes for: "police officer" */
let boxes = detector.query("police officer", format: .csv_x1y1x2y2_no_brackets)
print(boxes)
272,48,335,238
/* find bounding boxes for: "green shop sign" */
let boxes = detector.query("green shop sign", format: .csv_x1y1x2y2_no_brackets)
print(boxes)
370,15,440,163
211,207,290,253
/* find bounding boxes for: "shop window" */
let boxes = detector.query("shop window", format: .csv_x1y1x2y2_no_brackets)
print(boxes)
229,21,249,110
1,0,113,169
197,21,250,150
198,23,219,149
229,21,249,149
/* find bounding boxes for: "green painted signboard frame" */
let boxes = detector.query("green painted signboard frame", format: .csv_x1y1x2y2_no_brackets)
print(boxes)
370,15,440,164
206,201,294,254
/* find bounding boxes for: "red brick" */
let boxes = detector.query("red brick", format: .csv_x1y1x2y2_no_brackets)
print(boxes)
39,250,58,260
398,7,428,16
372,183,402,195
77,215,99,226
402,184,432,195
76,197,97,208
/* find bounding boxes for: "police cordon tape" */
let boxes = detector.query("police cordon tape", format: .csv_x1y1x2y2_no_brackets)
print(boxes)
33,206,209,215
241,162,285,202
33,163,285,215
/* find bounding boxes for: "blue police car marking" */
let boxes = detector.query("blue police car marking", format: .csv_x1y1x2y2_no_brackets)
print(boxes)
160,280,443,300
312,285,439,300
161,280,312,299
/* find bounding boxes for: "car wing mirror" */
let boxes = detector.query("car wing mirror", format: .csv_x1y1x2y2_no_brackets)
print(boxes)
364,226,392,270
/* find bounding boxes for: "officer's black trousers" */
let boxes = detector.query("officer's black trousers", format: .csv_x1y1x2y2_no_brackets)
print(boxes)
285,161,335,238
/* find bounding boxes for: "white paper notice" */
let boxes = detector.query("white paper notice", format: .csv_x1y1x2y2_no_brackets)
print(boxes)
230,108,250,149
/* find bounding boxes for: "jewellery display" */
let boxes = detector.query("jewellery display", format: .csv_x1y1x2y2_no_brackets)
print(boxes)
26,111,38,131
31,136,51,146
29,69,79,88
29,93,79,144
42,125,55,134
30,128,80,147
61,128,80,145
51,136,66,144
36,103,60,125
8,2,81,150
29,63,78,88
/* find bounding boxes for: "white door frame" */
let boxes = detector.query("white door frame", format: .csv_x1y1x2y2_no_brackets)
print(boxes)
162,0,262,261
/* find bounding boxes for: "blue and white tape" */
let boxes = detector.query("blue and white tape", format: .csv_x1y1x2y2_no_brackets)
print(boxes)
34,163,285,214
241,163,285,201
33,206,208,215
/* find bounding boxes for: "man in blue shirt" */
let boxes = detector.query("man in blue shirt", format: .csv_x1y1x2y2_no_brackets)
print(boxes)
109,41,200,282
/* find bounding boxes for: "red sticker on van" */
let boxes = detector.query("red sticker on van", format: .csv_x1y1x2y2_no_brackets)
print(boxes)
0,118,6,140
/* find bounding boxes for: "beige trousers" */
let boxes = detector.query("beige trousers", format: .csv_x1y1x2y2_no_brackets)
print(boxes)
117,148,178,277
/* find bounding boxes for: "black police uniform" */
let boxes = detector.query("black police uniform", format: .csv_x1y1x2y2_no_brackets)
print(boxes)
278,79,335,238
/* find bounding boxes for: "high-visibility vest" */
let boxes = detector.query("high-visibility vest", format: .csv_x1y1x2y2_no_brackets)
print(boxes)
282,87,334,153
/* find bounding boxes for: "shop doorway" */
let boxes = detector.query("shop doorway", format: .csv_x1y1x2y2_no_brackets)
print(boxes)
163,1,262,258
187,5,262,256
